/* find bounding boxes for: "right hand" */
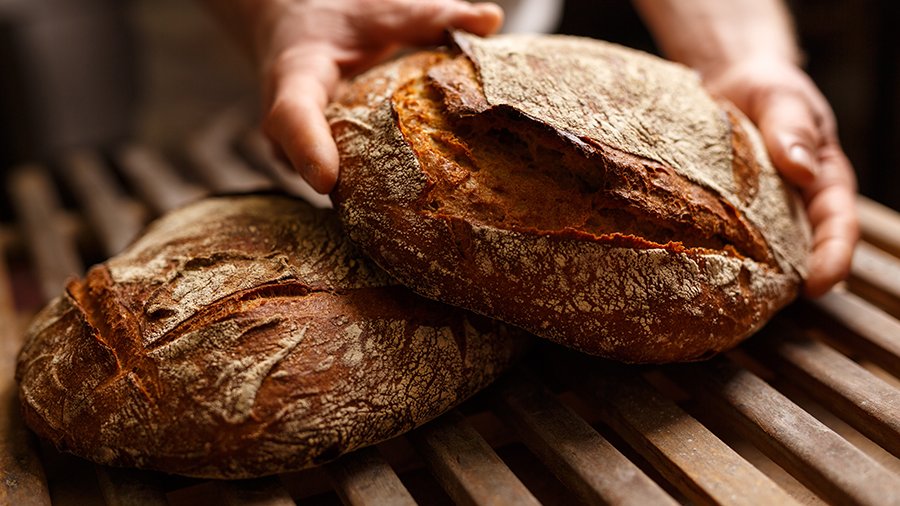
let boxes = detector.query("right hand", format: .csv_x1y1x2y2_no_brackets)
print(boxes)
252,0,503,193
702,58,859,297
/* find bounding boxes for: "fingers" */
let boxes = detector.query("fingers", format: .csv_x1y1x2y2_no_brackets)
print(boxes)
360,0,504,46
743,73,857,296
804,221,856,298
753,87,826,187
257,1,503,194
800,146,859,297
263,49,341,193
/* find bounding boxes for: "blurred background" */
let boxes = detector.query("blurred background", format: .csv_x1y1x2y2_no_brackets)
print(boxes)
1,0,898,210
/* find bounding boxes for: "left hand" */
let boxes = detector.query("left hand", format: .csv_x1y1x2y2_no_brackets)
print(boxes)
702,58,859,297
252,0,503,193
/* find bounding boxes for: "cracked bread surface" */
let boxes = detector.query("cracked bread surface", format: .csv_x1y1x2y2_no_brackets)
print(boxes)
16,194,526,478
328,32,810,363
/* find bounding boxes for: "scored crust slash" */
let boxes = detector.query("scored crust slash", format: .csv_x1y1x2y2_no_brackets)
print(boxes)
15,195,529,478
328,31,811,363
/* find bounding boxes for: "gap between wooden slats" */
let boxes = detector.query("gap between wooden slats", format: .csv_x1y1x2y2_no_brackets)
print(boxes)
558,358,800,506
848,241,900,316
409,410,541,506
115,143,207,215
857,196,900,257
57,150,147,257
7,166,82,301
219,476,295,506
184,106,273,193
810,291,900,377
667,358,900,506
747,319,900,458
0,233,51,505
325,446,417,506
490,369,678,506
94,468,168,506
234,129,333,209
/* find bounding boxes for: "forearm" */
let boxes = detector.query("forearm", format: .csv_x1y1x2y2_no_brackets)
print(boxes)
631,0,801,74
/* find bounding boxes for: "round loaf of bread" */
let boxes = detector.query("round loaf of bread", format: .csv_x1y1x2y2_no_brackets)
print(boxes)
15,194,526,479
328,32,811,363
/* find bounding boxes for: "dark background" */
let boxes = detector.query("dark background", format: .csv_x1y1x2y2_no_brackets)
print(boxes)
2,0,898,210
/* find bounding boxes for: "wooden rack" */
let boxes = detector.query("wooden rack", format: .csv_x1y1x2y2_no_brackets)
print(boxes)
2,108,899,505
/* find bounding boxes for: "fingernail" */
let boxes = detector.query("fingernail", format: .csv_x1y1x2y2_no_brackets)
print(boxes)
788,144,819,179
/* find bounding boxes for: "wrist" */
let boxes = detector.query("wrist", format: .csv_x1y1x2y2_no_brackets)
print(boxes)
633,0,802,77
689,45,803,81
699,54,803,85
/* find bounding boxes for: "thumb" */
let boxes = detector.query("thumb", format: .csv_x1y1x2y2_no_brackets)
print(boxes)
752,89,823,187
363,0,504,46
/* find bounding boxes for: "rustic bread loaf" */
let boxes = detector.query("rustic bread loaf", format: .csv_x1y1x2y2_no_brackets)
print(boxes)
328,32,811,363
15,194,527,479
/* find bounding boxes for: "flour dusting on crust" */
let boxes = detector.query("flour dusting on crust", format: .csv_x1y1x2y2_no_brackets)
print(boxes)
16,194,526,478
329,34,809,362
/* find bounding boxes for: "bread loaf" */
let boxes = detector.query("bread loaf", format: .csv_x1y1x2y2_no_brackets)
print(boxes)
328,32,811,363
15,194,527,478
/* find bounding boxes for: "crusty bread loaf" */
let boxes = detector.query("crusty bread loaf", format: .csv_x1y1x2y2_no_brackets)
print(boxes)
328,32,810,363
15,194,527,479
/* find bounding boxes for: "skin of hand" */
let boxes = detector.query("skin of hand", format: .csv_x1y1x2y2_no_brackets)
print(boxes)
249,0,503,193
210,0,855,297
631,0,858,297
701,58,859,297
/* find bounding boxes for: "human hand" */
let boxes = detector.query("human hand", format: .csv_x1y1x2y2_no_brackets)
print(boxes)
703,58,859,297
251,0,503,193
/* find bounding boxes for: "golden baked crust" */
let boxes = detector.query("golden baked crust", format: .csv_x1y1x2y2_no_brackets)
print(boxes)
328,33,810,363
15,194,526,478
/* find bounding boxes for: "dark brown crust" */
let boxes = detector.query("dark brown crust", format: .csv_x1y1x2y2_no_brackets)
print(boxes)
15,195,527,478
328,35,809,363
421,55,771,264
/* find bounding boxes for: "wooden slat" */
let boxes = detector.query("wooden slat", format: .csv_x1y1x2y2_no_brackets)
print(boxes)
58,150,145,256
849,241,900,316
325,446,416,506
669,359,900,506
7,165,82,301
219,476,295,506
491,370,678,506
184,107,272,193
235,129,333,209
852,242,900,294
115,143,207,214
409,411,540,506
857,195,900,257
569,363,800,506
0,235,51,505
749,322,900,458
811,291,900,377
